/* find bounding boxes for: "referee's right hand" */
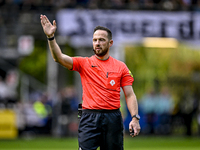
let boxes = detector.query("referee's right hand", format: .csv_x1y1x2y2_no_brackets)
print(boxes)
40,14,56,38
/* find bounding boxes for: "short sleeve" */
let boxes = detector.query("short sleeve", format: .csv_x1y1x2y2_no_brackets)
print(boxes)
71,57,85,72
121,65,134,87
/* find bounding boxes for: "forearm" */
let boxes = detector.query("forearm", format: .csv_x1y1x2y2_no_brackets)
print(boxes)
123,86,140,136
48,39,73,69
126,93,138,118
48,39,62,62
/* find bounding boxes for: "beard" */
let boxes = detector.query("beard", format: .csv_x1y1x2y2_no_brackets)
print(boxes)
93,47,109,57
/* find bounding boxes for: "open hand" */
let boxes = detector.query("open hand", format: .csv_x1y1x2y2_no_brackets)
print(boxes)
40,14,56,38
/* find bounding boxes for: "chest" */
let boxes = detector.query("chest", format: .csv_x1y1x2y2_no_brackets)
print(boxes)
81,60,122,90
85,59,122,78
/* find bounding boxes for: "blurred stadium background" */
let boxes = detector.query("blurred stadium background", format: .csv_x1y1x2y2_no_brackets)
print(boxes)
0,0,200,149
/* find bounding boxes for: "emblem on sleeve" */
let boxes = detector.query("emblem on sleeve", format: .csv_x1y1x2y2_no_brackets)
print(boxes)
110,80,115,86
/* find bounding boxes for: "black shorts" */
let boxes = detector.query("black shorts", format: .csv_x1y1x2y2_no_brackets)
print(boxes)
78,109,124,150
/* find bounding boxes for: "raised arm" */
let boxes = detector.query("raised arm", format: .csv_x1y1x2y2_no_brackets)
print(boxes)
122,85,141,137
40,15,73,70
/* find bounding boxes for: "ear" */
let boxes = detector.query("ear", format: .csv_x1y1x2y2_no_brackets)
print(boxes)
109,40,113,47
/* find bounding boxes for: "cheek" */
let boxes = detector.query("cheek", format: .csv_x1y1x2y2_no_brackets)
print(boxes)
102,42,108,47
105,43,109,48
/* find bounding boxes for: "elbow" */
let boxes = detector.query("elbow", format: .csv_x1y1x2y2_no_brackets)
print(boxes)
53,56,59,62
54,58,58,62
53,54,63,63
53,58,61,64
53,57,63,65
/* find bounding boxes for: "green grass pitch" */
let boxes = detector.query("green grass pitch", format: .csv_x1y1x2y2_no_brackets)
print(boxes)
0,136,199,150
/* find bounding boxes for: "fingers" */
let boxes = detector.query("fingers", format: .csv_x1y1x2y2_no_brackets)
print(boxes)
40,14,51,26
53,20,57,28
44,15,50,24
129,125,136,137
133,127,140,136
40,15,46,26
130,128,139,137
129,122,141,137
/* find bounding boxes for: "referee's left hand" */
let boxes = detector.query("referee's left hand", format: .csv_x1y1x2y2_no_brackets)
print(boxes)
129,118,141,137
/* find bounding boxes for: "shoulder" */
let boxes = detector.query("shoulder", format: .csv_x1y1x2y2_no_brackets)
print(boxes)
110,56,127,67
72,56,91,63
72,56,90,71
73,56,96,67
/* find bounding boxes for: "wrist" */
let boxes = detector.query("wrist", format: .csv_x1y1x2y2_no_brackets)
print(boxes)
132,117,139,122
47,36,55,41
47,34,54,38
132,114,140,120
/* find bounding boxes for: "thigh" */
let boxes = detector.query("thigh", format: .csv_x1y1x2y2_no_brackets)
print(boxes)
100,111,124,150
78,112,101,150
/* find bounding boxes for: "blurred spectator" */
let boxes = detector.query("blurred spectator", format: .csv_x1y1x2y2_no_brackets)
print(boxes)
0,70,18,107
77,0,88,7
192,0,200,11
0,76,7,105
21,91,52,136
88,0,98,9
160,0,178,11
178,88,198,136
54,0,77,9
52,86,79,137
5,70,18,104
181,0,192,10
155,87,174,135
126,0,140,10
139,87,174,135
60,86,79,114
139,88,158,134
193,87,200,136
142,0,155,10
0,0,199,10
110,0,126,9
198,103,200,135
24,101,44,128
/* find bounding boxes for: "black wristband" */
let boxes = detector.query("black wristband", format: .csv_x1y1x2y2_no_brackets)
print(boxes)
47,36,55,41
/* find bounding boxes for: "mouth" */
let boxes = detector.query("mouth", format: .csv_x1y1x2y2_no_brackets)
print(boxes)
95,47,101,50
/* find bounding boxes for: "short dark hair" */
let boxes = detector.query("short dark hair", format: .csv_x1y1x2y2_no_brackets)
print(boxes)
93,26,112,40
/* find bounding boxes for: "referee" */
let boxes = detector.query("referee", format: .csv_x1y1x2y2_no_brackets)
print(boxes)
40,15,141,150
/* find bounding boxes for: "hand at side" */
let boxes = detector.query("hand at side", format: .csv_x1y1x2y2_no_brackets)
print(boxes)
129,119,141,137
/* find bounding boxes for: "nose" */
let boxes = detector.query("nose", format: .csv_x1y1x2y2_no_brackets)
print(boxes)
95,40,100,46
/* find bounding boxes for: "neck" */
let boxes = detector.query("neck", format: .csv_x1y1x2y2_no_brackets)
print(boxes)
95,53,110,60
